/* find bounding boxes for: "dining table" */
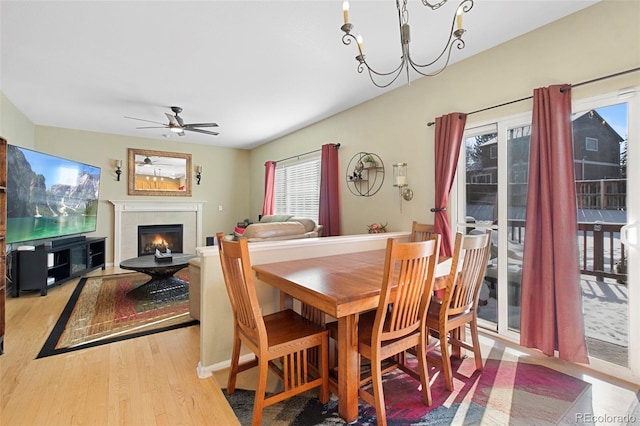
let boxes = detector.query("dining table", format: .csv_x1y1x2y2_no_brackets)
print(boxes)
252,248,451,422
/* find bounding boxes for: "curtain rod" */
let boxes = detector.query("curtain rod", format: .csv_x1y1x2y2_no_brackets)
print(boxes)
274,143,340,164
427,67,640,126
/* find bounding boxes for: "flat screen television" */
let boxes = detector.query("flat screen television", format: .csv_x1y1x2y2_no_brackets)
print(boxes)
6,145,101,245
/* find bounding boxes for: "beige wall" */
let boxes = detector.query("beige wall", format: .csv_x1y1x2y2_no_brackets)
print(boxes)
249,0,640,235
0,92,35,148
0,120,251,264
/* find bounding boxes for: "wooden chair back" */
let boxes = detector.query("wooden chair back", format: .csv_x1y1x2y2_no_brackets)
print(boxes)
374,235,441,346
354,235,441,423
410,221,436,242
443,230,492,318
216,233,266,347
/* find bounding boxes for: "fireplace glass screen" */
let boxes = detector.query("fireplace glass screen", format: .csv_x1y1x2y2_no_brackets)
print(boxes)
138,224,183,256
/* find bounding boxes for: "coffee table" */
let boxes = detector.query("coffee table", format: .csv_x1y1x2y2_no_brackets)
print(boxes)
119,253,197,301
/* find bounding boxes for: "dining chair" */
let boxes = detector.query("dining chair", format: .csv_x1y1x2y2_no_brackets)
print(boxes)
410,221,436,242
328,236,441,426
216,233,329,426
426,229,492,391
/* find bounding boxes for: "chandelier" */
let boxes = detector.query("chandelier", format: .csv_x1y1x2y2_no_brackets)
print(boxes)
341,0,474,88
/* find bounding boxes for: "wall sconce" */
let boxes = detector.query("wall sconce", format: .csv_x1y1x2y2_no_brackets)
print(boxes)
195,165,202,185
115,159,122,182
393,162,413,212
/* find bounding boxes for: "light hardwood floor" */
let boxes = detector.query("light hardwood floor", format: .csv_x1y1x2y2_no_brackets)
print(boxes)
1,267,240,426
2,267,638,425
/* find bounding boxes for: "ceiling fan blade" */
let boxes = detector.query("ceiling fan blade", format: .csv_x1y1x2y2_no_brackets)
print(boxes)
165,113,180,126
124,116,166,125
183,122,219,128
185,128,219,136
136,126,166,129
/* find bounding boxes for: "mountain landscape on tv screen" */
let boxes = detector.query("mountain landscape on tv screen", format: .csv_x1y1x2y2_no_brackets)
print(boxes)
7,145,100,220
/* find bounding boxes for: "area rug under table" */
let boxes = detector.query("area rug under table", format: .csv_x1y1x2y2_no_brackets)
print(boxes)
224,350,592,425
37,271,198,358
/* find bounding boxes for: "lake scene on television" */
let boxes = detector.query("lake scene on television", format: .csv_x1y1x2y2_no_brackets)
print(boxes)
6,145,101,244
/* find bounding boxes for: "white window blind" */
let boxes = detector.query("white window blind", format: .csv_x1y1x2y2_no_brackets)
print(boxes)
274,157,321,223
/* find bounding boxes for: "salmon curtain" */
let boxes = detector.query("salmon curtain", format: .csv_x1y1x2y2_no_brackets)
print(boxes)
319,143,341,236
261,161,276,216
520,85,589,364
433,113,467,257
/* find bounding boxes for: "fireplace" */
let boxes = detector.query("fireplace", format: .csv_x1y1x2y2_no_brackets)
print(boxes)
138,224,184,256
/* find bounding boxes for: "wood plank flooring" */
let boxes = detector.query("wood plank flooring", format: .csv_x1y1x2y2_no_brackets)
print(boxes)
2,267,639,425
1,268,239,426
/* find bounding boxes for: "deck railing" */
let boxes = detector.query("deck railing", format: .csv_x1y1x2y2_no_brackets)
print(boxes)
468,179,627,210
576,179,627,210
505,219,626,283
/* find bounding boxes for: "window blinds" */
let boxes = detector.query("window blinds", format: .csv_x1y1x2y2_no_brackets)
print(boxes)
274,157,321,223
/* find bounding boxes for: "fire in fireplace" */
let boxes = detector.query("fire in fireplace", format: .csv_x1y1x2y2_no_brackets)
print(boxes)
138,224,184,256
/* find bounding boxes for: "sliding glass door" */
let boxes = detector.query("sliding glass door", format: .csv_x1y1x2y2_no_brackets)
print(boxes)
459,116,529,340
457,88,639,378
571,91,639,377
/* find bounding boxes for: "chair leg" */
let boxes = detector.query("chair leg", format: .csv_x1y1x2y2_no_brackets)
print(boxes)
417,339,433,407
451,326,462,359
470,318,483,371
252,358,269,426
319,338,329,404
440,328,454,391
370,356,387,426
227,334,242,393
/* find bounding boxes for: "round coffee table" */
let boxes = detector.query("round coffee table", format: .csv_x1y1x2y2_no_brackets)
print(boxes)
119,253,197,301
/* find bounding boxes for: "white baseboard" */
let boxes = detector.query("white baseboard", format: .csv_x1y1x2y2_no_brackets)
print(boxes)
196,353,256,379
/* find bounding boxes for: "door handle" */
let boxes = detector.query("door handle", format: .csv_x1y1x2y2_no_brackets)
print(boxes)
621,222,640,249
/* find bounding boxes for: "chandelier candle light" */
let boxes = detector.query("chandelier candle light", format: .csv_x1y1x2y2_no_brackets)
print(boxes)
341,0,473,88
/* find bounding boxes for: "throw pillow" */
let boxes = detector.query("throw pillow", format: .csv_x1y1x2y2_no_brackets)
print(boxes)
234,226,245,240
260,214,293,223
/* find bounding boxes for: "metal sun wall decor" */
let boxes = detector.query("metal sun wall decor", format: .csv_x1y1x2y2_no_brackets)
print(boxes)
346,152,385,197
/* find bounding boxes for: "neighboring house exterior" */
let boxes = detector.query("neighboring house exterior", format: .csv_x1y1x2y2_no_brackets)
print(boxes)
572,110,623,180
466,109,624,214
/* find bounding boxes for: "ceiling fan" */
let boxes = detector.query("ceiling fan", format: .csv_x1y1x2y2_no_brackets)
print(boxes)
135,156,162,166
125,106,219,136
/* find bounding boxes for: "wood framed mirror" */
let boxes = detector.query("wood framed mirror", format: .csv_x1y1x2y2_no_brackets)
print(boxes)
128,148,192,196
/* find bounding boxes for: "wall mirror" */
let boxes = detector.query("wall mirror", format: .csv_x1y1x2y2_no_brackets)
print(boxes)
128,148,192,196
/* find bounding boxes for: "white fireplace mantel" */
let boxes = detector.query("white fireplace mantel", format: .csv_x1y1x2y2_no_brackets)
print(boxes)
110,200,205,265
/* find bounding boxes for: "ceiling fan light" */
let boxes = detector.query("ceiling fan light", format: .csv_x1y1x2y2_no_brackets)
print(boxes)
169,125,182,133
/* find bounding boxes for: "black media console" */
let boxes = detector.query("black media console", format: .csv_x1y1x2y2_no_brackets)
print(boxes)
11,237,106,297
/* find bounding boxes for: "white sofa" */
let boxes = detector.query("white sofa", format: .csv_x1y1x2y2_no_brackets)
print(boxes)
240,215,323,242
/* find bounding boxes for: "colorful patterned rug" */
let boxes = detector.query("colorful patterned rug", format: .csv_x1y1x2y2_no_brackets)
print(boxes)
224,349,592,425
37,271,197,358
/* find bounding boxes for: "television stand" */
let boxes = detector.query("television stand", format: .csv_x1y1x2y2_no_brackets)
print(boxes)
12,237,106,296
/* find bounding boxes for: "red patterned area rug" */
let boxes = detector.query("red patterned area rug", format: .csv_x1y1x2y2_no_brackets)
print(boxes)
224,348,592,425
37,271,197,358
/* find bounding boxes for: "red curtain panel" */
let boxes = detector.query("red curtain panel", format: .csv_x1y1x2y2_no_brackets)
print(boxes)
520,85,589,364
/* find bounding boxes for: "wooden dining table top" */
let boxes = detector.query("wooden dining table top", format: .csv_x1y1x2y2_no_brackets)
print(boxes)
252,249,450,318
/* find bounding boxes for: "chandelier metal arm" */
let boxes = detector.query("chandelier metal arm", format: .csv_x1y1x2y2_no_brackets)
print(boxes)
342,32,407,88
361,57,407,88
407,38,465,77
406,0,472,76
421,0,449,10
340,0,474,87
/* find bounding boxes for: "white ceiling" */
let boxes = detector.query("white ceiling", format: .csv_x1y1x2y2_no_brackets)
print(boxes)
1,0,599,150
